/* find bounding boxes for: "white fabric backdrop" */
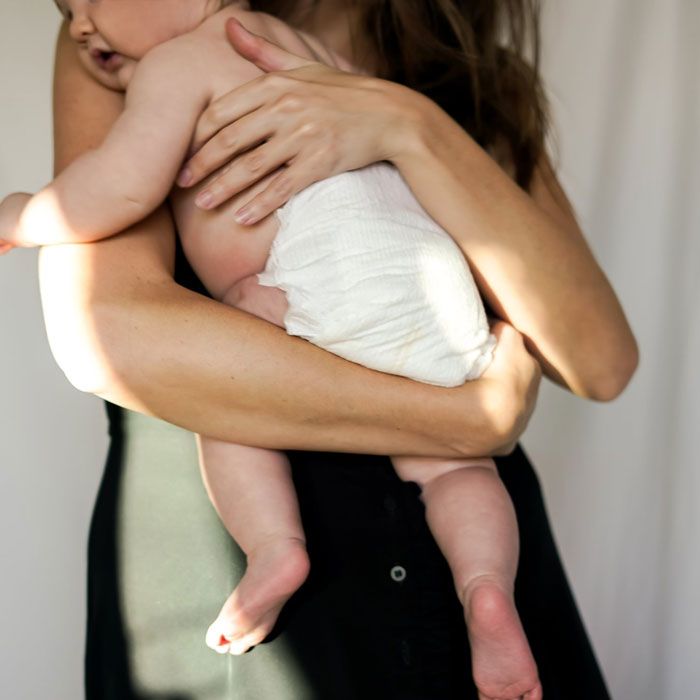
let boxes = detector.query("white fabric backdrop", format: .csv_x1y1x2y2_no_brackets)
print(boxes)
0,1,697,698
525,1,699,698
0,3,107,700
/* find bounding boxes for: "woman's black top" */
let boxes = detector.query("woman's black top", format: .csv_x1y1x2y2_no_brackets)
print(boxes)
84,237,612,699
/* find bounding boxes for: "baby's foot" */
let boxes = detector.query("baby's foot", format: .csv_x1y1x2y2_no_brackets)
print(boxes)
206,536,310,656
462,576,543,700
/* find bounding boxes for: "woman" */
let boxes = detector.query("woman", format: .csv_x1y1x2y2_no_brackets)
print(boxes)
41,1,636,698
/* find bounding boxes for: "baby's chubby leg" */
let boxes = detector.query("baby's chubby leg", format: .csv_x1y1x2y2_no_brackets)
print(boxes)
391,456,519,602
222,273,289,325
392,455,542,700
200,277,309,655
198,438,309,656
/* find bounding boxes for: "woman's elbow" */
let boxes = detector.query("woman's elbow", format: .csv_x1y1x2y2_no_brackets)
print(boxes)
582,333,640,402
48,318,119,397
60,357,115,397
41,294,126,397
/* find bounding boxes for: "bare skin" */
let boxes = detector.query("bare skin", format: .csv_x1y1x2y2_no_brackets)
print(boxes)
204,279,543,700
184,15,639,401
0,3,548,695
28,0,636,696
38,13,542,462
1,4,543,695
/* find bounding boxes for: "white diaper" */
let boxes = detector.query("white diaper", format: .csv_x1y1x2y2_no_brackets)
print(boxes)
257,161,496,388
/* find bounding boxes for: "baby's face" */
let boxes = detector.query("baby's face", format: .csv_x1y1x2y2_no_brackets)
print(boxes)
55,0,207,89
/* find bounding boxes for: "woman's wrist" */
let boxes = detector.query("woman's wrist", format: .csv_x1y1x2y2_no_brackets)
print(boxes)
372,79,439,165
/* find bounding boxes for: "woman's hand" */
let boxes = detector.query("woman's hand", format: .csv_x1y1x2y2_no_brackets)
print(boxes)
474,320,542,455
178,18,419,224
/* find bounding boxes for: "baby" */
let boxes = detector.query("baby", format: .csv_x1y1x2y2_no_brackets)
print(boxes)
0,2,541,699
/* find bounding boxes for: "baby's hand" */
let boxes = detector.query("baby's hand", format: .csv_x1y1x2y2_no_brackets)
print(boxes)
0,192,33,252
0,239,16,256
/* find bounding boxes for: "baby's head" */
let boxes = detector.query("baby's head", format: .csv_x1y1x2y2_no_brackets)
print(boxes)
54,0,247,89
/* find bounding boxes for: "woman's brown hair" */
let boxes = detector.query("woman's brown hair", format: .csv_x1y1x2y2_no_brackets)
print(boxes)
251,0,549,190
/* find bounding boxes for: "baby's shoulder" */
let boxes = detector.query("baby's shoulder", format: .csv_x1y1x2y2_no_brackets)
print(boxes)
133,6,361,105
196,5,358,73
131,11,260,98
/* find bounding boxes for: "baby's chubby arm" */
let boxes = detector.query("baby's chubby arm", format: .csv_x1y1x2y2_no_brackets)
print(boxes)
1,37,211,247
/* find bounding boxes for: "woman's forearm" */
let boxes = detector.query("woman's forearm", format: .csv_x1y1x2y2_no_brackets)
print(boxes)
387,86,638,401
38,207,524,459
46,24,537,460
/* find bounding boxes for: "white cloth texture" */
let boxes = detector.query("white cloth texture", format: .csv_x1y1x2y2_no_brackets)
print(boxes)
521,3,700,699
257,161,496,388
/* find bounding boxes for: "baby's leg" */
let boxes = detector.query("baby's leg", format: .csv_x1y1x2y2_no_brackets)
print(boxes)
222,273,290,325
200,276,308,655
199,437,310,656
392,456,542,700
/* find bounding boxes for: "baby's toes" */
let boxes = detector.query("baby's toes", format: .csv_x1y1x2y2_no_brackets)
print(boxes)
227,637,253,656
227,630,267,656
205,620,234,654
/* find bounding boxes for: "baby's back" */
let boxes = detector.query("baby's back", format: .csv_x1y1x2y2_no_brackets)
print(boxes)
166,7,494,386
168,6,357,301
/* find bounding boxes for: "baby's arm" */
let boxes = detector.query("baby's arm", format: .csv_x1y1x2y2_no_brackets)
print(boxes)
0,37,210,247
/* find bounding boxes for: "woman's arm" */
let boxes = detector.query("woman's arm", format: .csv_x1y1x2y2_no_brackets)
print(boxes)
390,92,639,401
40,24,539,459
181,25,638,401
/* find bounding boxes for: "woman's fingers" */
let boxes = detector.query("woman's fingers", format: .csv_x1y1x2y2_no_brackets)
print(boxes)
182,19,392,208
226,18,316,73
185,71,312,183
227,133,340,222
231,159,315,224
187,75,276,163
195,17,334,156
182,103,277,187
480,320,541,450
488,321,541,393
194,138,299,212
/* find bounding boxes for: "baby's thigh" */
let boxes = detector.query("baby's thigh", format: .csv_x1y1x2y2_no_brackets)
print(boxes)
222,275,289,328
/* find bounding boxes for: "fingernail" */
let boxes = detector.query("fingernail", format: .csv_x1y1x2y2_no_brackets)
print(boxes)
234,206,253,224
196,191,214,209
177,168,192,187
